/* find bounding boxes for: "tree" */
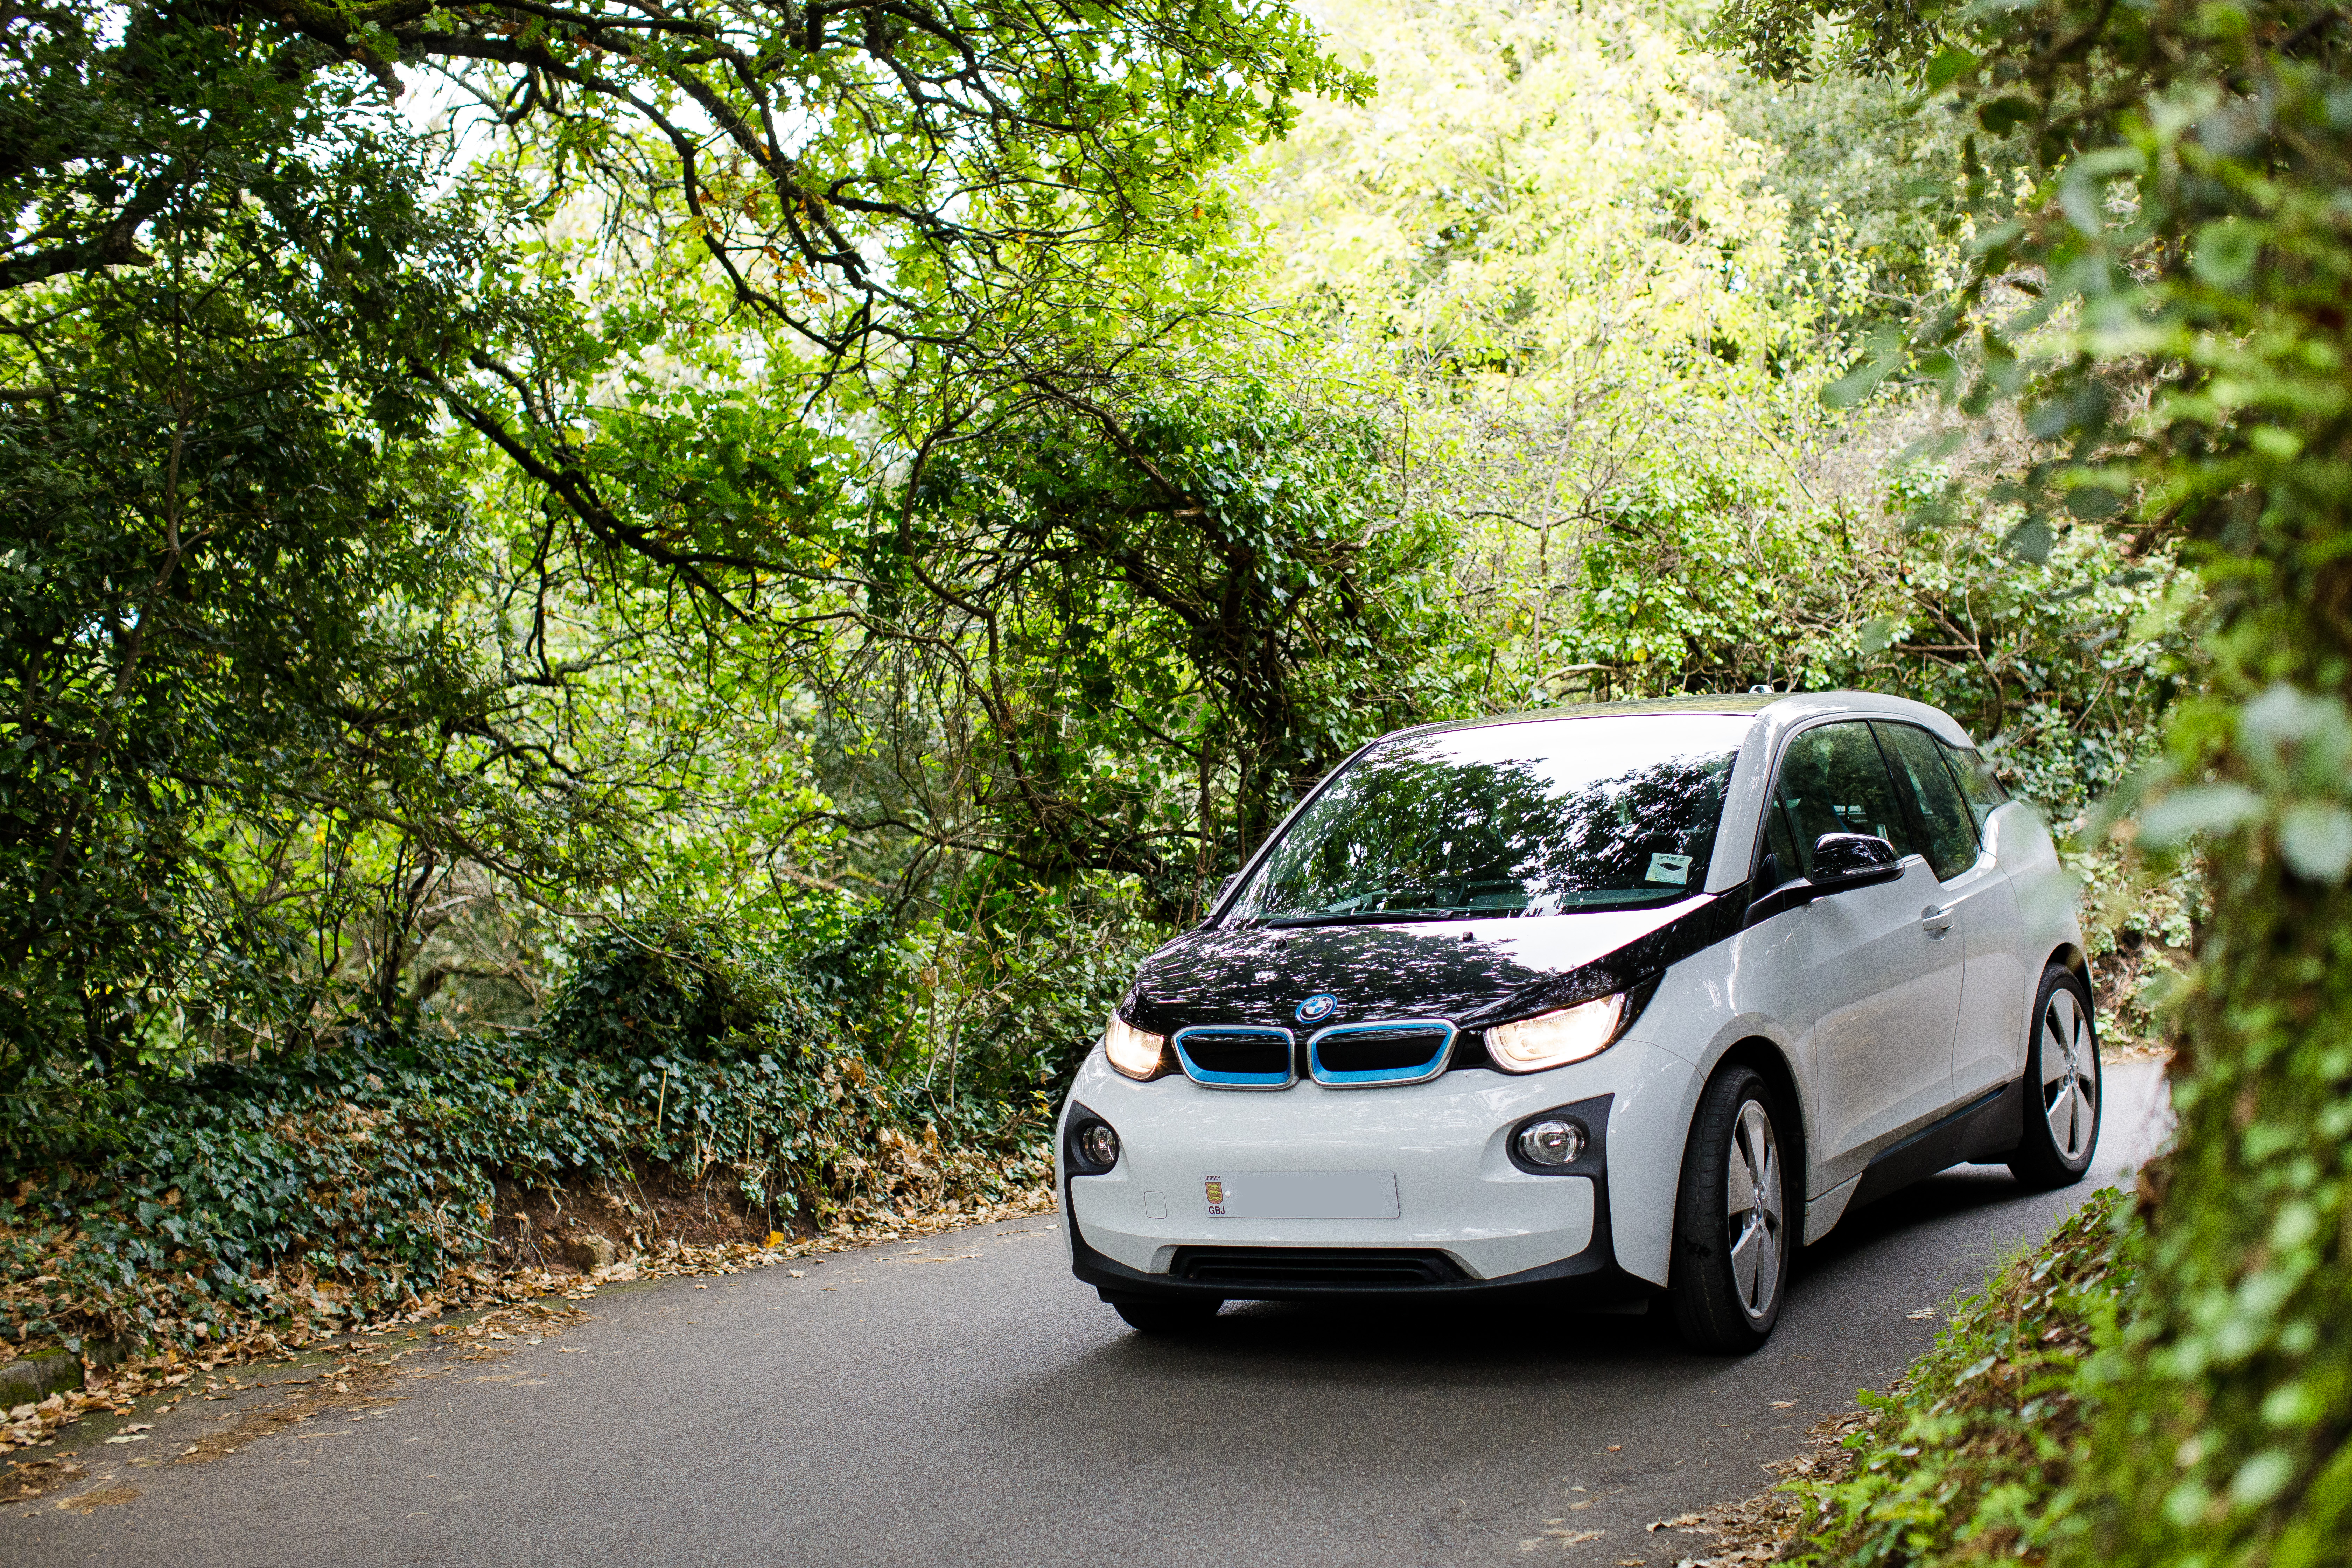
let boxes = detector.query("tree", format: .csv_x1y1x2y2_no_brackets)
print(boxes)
0,83,641,1076
7,0,1369,578
832,381,1470,918
1,0,1379,1067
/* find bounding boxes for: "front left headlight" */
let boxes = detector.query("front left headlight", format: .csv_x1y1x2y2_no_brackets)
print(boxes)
1102,1013,1174,1081
1484,993,1625,1073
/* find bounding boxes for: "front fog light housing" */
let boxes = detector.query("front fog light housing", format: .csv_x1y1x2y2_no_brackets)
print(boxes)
1102,1013,1173,1081
1484,993,1626,1073
1078,1122,1121,1169
1516,1119,1587,1167
1067,1115,1121,1174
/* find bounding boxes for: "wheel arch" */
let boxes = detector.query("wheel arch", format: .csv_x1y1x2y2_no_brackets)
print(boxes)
1709,1035,1810,1211
1637,1032,1812,1286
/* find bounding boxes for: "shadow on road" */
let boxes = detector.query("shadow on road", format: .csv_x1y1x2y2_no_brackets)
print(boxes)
1794,1163,2054,1284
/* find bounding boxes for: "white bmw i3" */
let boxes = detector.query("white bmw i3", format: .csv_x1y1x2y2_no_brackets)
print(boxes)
1056,692,2101,1351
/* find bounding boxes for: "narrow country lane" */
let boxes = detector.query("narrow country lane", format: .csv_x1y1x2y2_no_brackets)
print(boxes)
4,1063,2170,1568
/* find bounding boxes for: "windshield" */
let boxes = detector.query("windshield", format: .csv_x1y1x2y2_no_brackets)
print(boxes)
1231,716,1750,926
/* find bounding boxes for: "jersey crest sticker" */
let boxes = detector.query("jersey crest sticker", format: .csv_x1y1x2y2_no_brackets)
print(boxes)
1204,1176,1226,1216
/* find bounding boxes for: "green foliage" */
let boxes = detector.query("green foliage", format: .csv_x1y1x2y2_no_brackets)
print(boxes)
914,869,1169,1094
1715,65,2049,364
1783,1191,2131,1566
0,915,1052,1353
1542,463,2186,819
1259,0,1804,386
883,381,1477,911
0,106,621,1080
1,0,321,289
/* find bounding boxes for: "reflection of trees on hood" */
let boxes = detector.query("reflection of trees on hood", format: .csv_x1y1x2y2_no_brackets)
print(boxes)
1267,741,1735,913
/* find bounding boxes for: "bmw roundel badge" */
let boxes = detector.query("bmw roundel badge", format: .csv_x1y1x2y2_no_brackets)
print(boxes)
1295,993,1338,1024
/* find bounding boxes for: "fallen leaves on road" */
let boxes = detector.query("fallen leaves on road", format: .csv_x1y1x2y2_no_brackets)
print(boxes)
1641,1409,1875,1566
0,1457,82,1504
3,1385,136,1455
1521,1527,1606,1551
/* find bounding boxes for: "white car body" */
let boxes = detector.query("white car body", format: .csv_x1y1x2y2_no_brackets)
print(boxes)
1056,693,2088,1328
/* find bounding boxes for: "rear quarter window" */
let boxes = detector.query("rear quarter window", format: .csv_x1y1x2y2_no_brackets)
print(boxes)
1938,741,2011,832
1874,722,1979,882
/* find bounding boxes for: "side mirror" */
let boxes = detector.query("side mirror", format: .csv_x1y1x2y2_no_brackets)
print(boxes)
1808,833,1902,892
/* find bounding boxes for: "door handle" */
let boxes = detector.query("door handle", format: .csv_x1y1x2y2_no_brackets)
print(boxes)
1921,904,1954,937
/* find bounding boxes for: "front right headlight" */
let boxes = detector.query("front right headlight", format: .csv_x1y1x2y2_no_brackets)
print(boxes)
1103,1013,1174,1081
1484,993,1626,1073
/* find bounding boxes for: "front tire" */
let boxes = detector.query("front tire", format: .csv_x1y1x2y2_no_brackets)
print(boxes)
2008,964,2102,1190
1112,1296,1223,1335
1668,1066,1792,1354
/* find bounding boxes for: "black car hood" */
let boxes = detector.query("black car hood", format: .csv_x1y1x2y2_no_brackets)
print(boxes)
1125,892,1745,1035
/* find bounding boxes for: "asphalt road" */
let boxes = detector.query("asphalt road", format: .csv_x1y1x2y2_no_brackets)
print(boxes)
6,1061,2169,1568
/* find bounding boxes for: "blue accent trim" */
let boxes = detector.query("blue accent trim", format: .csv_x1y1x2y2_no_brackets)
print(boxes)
1306,1019,1457,1088
1171,1025,1297,1090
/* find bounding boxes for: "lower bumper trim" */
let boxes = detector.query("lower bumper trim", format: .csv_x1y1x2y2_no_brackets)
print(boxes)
1067,1177,1650,1309
1169,1246,1465,1289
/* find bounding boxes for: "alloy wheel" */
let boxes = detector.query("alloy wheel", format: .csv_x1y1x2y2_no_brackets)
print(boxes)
1725,1100,1783,1321
2041,986,2099,1162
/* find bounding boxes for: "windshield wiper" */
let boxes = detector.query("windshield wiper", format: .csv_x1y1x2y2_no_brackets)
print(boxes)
1258,910,1469,929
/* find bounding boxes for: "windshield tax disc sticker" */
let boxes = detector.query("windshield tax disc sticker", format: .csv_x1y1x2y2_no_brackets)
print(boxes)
1645,852,1693,885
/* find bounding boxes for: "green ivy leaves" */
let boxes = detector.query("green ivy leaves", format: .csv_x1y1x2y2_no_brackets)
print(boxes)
2138,685,2352,883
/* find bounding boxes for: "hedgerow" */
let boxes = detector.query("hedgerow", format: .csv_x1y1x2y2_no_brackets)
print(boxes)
0,917,1064,1357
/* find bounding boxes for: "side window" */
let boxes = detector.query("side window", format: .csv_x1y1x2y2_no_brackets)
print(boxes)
1939,741,2011,832
1760,788,1801,884
1875,723,1979,881
1772,722,1917,875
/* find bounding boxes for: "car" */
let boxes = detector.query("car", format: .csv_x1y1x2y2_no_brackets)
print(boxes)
1055,691,2102,1351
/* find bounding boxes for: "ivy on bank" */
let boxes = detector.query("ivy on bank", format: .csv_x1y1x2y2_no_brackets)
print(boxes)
0,918,1066,1355
1784,1189,2132,1566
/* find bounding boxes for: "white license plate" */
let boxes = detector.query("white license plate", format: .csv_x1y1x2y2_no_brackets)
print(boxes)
1201,1170,1399,1220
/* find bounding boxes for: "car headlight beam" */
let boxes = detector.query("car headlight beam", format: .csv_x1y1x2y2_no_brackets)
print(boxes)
1484,993,1626,1073
1103,1013,1173,1081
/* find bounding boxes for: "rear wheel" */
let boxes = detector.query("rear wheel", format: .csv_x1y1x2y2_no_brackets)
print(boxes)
2008,965,2102,1190
1112,1296,1223,1335
1668,1066,1792,1354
